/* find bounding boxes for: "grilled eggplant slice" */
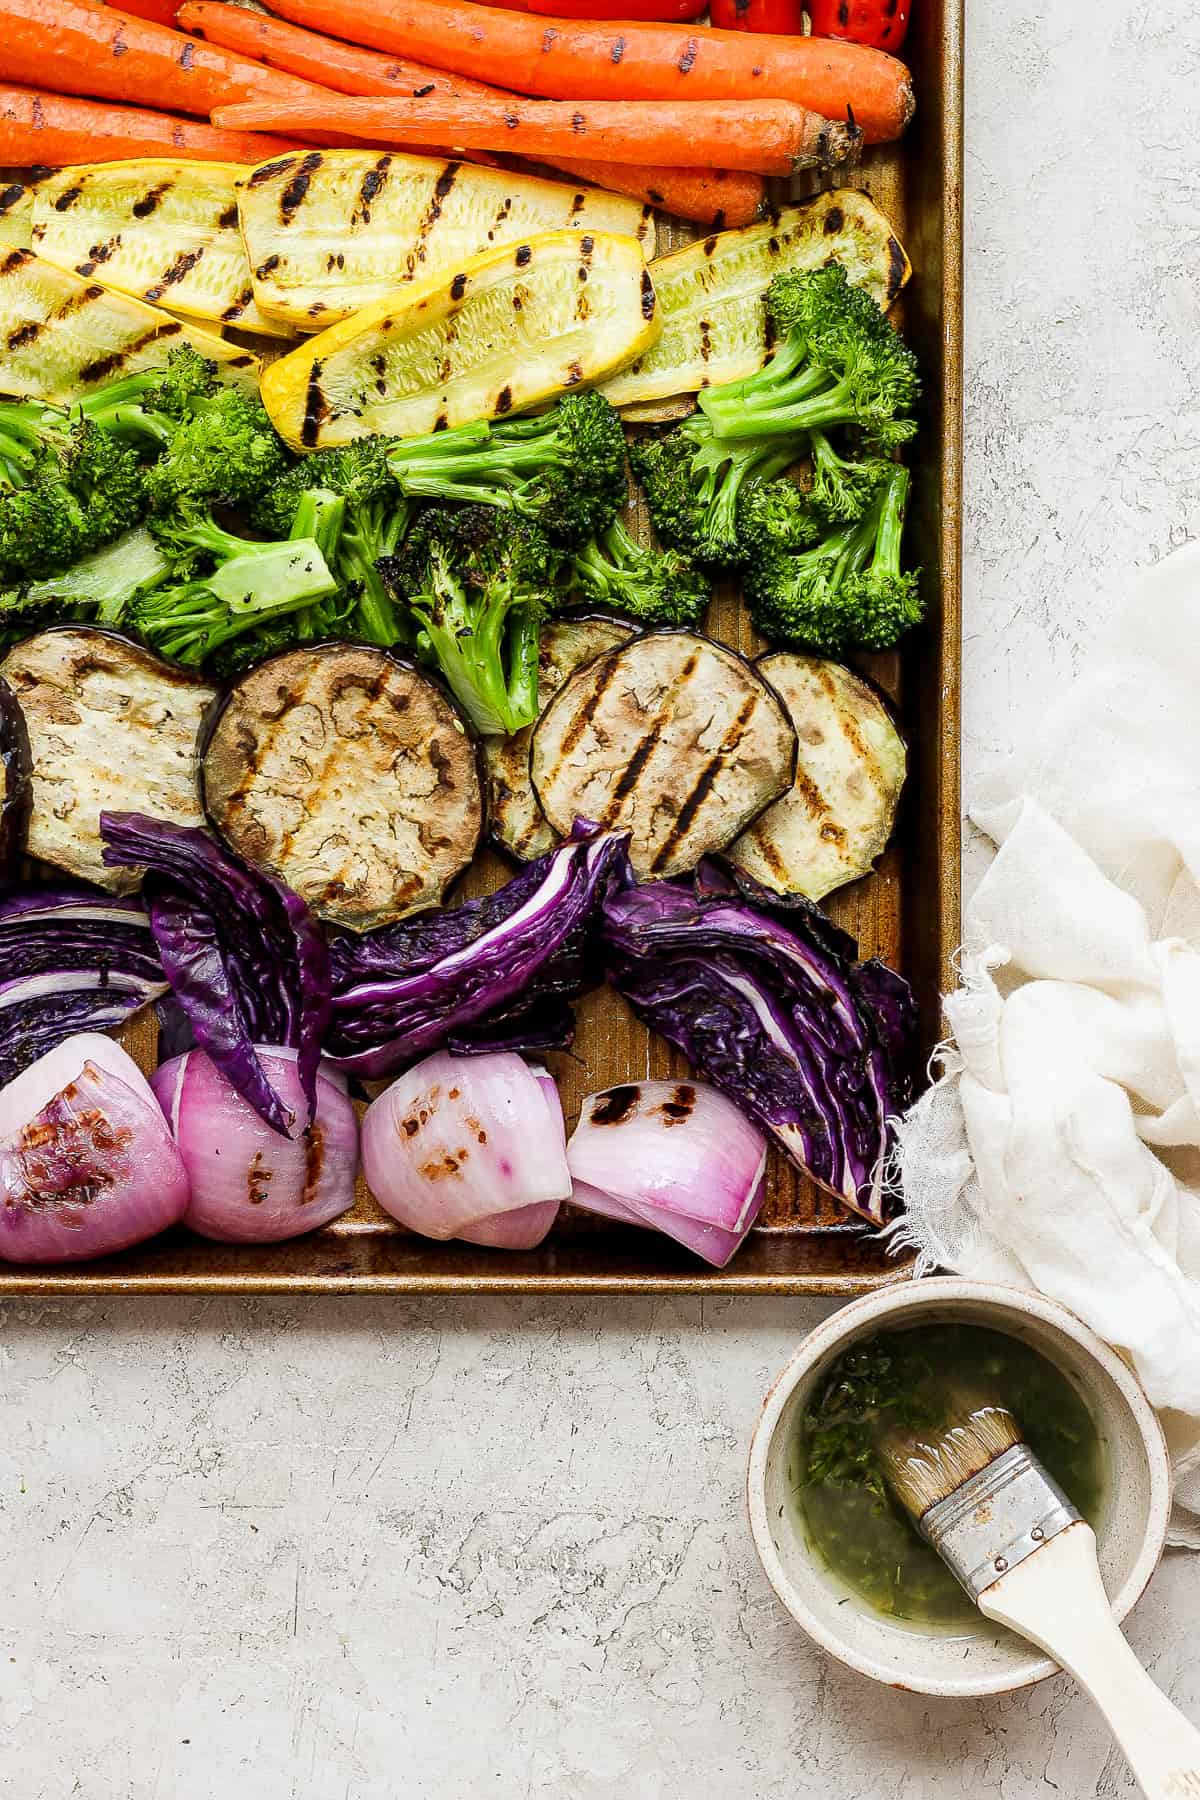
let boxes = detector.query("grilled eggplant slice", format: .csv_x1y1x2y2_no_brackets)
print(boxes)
0,674,31,878
530,629,796,879
0,248,259,402
600,190,909,410
260,229,661,450
730,653,906,901
238,150,656,332
486,612,636,862
30,160,292,339
202,644,484,931
0,628,215,893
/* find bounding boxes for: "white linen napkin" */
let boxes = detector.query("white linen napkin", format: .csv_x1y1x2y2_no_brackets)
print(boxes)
892,540,1200,1542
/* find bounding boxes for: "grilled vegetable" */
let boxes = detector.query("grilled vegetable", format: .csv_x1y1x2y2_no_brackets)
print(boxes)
0,627,215,892
201,644,485,930
258,0,916,145
709,0,806,28
530,629,796,879
809,0,911,52
236,148,655,331
30,160,292,339
216,93,859,181
259,229,660,450
0,674,30,875
486,612,635,861
0,247,259,403
729,654,906,901
0,81,300,170
600,191,910,410
0,174,39,250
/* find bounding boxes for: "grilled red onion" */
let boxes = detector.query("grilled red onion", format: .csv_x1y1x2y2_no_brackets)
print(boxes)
151,1047,358,1244
0,1033,189,1264
361,1050,569,1249
567,1079,768,1267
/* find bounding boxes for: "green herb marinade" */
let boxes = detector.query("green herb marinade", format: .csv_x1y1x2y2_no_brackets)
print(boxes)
794,1323,1106,1630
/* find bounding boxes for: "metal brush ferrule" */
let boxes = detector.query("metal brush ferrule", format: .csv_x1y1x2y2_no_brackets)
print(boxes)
919,1442,1080,1604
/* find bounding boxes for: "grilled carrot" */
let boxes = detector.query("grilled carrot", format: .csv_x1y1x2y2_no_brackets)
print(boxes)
0,80,299,163
258,0,915,144
0,0,326,120
177,4,764,226
215,93,859,176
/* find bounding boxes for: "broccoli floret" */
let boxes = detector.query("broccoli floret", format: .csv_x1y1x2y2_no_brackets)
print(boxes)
141,387,289,513
134,490,343,666
743,465,922,655
378,505,558,736
251,438,411,646
630,417,802,569
386,392,627,546
567,516,710,628
0,526,169,651
735,475,822,558
0,406,146,580
807,429,893,523
697,264,920,450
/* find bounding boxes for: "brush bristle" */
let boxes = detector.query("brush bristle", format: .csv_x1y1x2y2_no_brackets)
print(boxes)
877,1394,1022,1521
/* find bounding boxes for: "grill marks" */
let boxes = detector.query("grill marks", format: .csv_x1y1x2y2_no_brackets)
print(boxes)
531,634,797,879
278,150,323,225
142,245,203,300
300,358,328,449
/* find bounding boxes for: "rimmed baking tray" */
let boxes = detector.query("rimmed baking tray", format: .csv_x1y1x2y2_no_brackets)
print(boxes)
0,0,961,1294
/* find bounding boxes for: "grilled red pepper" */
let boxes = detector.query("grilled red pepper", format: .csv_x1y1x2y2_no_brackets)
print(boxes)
807,0,911,52
709,0,807,28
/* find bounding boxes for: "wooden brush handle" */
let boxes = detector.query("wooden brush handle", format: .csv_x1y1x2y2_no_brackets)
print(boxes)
978,1521,1200,1800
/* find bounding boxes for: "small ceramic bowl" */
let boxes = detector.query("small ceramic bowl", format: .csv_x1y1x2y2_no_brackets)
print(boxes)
747,1278,1171,1697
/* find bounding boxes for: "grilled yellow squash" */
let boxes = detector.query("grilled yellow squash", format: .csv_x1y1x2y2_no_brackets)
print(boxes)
0,178,37,251
237,149,656,332
29,161,291,339
0,247,260,402
600,189,910,410
261,229,660,450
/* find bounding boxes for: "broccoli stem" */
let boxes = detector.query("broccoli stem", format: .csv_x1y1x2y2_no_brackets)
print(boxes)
869,464,910,577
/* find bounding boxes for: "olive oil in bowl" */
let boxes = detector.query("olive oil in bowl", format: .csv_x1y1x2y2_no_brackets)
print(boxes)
794,1322,1106,1631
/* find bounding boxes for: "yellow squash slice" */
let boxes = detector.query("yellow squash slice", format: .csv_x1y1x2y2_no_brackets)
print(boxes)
237,148,656,332
261,229,660,451
0,247,260,402
600,189,910,410
29,161,292,339
0,177,39,251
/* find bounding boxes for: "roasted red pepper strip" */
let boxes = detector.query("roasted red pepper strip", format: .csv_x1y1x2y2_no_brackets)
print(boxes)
807,0,910,52
710,0,807,30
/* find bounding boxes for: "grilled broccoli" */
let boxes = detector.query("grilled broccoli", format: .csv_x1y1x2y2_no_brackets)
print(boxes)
251,437,411,646
133,490,344,666
697,265,920,450
385,392,627,546
567,516,711,628
630,418,802,569
735,476,823,558
0,527,170,651
806,429,893,524
0,403,146,581
378,505,559,736
743,465,922,655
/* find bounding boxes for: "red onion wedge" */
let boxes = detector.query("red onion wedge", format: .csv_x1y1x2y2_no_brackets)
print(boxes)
361,1051,569,1250
567,1080,768,1268
151,1047,358,1244
0,1033,189,1264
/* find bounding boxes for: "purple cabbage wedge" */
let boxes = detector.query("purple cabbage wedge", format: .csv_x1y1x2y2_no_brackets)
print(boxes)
100,814,330,1136
327,826,630,1077
602,861,917,1224
0,888,169,1087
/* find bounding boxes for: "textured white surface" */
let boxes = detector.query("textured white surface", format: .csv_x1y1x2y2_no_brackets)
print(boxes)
5,2,1200,1794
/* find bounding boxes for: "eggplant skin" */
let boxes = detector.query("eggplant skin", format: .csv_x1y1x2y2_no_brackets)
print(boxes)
202,643,485,932
530,628,797,880
0,628,215,893
0,674,31,879
730,653,907,902
486,611,636,863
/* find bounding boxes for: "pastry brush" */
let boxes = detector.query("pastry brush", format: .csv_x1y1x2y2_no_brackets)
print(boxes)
878,1390,1200,1800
